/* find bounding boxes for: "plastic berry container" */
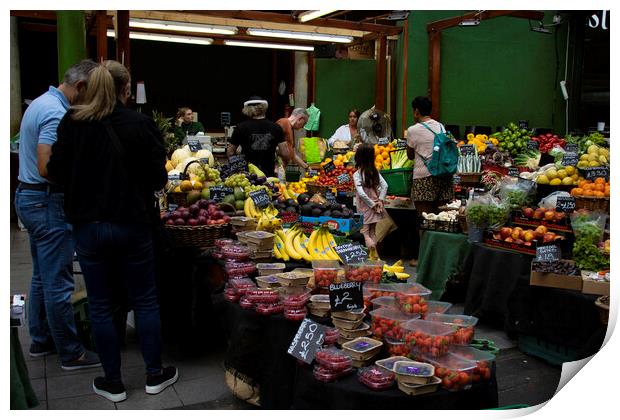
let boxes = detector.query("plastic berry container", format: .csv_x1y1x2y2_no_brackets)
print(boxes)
254,302,284,316
401,319,454,357
239,296,255,310
395,283,432,315
393,360,435,385
415,353,476,392
245,289,280,304
281,290,311,309
344,260,384,283
225,261,257,278
228,277,256,295
223,290,240,303
256,262,286,276
369,307,420,340
422,301,453,319
309,294,331,309
221,245,251,261
371,296,398,309
449,346,494,383
312,260,340,288
215,238,238,249
384,331,410,357
425,314,479,345
323,327,340,346
375,356,412,373
255,275,280,289
313,364,353,383
284,307,307,321
276,271,311,287
357,366,395,390
364,283,408,300
363,289,373,312
315,348,353,372
342,337,383,361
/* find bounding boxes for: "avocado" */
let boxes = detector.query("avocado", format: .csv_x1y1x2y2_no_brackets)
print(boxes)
297,193,310,205
323,210,332,217
331,210,342,218
223,194,236,205
331,203,342,211
311,208,322,217
319,203,331,211
301,204,313,216
286,199,297,207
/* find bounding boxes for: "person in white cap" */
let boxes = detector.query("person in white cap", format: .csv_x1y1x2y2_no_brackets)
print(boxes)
227,96,290,177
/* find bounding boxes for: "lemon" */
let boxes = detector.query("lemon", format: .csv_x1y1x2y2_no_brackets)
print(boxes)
557,169,568,179
545,169,558,179
580,154,590,161
191,180,203,190
588,160,600,167
577,161,588,169
550,178,562,186
180,180,193,192
562,177,574,185
599,148,610,158
587,145,599,155
571,173,579,181
173,185,182,193
537,175,550,184
565,166,576,176
599,156,608,164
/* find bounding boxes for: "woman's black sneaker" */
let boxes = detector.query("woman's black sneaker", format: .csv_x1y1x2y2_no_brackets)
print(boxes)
93,377,127,402
145,366,178,395
29,341,56,357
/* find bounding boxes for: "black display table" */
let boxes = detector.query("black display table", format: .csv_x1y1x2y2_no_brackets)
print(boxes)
292,363,498,410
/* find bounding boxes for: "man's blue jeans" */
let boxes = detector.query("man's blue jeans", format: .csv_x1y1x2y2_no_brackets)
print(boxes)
73,222,163,382
14,189,84,363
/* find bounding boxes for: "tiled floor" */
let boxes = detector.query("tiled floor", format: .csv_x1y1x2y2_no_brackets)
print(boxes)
11,223,561,409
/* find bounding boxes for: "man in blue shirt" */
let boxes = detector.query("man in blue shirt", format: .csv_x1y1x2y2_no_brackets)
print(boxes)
15,59,101,370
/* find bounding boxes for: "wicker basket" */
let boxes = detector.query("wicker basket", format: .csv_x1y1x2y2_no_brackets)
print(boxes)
164,223,232,248
574,197,610,212
166,159,208,208
419,218,461,233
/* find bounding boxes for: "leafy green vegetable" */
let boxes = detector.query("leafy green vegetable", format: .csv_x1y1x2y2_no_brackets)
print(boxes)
573,238,609,271
390,149,413,169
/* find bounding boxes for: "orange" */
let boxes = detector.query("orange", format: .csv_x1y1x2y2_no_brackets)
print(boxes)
605,187,610,197
594,184,605,192
571,188,582,196
582,183,594,191
594,191,605,198
584,190,597,197
578,180,588,188
595,177,605,185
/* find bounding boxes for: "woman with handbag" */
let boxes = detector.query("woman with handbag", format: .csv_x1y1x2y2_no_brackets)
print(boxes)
47,60,178,403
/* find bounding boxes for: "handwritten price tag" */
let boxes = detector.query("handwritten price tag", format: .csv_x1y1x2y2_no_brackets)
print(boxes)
561,152,579,167
536,244,561,262
565,143,579,153
249,189,270,209
323,161,336,174
527,140,539,150
187,138,202,152
583,166,609,181
396,139,407,149
328,281,363,311
507,167,520,177
459,144,476,156
337,173,351,184
287,318,327,363
556,196,576,213
334,243,368,265
210,186,233,202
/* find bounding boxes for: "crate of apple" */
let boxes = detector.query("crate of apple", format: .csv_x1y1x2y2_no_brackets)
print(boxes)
162,199,231,227
493,225,564,245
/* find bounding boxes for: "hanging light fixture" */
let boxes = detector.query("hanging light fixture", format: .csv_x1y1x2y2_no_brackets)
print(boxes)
129,18,237,35
107,30,213,45
246,28,353,43
298,10,338,23
224,40,314,51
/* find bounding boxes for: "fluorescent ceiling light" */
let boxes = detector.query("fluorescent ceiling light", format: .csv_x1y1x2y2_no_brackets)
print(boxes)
458,18,480,27
224,40,314,51
107,30,213,45
129,18,237,35
247,28,353,43
298,10,338,23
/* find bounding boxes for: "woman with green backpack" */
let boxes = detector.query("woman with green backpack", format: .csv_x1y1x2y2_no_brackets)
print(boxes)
406,96,458,265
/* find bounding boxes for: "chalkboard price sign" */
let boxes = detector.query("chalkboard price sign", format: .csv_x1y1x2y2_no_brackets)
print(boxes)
328,281,363,312
333,243,368,265
337,173,351,184
565,143,579,153
561,152,579,167
249,189,270,209
323,161,336,174
453,175,461,185
210,186,233,202
583,166,609,181
325,191,338,204
287,318,327,364
527,140,539,150
229,155,248,174
168,203,178,212
168,173,181,182
378,137,390,146
187,138,202,152
396,139,407,149
459,144,476,156
507,167,520,177
536,244,561,262
556,196,576,213
308,169,319,177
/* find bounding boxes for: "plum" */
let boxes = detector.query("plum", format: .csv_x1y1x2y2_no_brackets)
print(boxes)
174,218,186,226
189,204,200,216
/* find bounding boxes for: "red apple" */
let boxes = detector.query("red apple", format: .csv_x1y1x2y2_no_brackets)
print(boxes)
524,241,532,246
493,232,502,240
553,212,565,221
511,227,523,240
522,207,535,218
165,219,175,225
514,239,524,245
197,216,208,225
524,230,536,242
499,227,512,239
188,218,198,226
504,237,514,243
542,232,556,243
222,215,231,223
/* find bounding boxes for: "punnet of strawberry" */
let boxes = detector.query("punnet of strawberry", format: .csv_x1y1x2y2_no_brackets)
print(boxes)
425,314,479,345
401,319,454,357
370,307,420,340
415,352,477,392
448,346,494,383
395,284,432,315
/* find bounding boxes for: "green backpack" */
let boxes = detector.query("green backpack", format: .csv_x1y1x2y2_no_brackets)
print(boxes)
418,122,459,177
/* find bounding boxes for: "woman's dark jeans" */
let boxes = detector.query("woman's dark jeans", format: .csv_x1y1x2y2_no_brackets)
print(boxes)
73,222,162,382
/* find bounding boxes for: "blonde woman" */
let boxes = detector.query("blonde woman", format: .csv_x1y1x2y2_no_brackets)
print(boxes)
47,60,177,403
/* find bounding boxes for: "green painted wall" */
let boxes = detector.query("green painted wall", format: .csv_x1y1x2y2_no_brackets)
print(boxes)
314,58,376,138
395,11,568,138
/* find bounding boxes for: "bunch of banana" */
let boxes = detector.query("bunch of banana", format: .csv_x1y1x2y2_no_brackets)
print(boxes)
256,211,281,232
243,197,262,218
248,163,266,178
273,227,311,263
278,183,298,200
306,227,341,262
383,260,410,280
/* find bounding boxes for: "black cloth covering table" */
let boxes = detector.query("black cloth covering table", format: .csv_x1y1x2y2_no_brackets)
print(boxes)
462,244,604,358
292,363,498,409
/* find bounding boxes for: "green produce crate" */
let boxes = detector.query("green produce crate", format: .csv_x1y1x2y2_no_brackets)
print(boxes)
517,334,579,366
285,165,301,182
380,168,413,197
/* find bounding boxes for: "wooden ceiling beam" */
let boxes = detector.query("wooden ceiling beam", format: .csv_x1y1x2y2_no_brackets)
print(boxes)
427,10,545,32
123,10,368,37
10,10,57,20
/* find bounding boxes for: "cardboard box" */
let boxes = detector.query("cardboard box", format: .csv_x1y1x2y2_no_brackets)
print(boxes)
529,270,583,291
581,271,610,295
